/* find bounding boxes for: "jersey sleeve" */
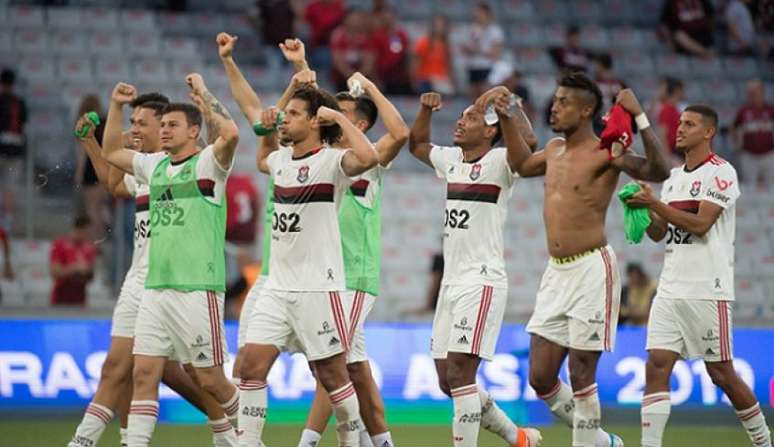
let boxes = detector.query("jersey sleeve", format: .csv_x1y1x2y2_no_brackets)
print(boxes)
702,163,740,209
429,145,462,179
334,148,357,185
492,147,518,186
123,174,138,196
198,145,231,183
132,152,164,185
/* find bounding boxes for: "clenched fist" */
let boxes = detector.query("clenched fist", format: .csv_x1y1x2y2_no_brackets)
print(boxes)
420,92,442,112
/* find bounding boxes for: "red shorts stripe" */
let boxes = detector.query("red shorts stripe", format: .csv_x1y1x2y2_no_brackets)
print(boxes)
719,301,731,361
348,291,365,343
472,286,493,355
600,248,613,351
207,292,222,365
329,292,349,352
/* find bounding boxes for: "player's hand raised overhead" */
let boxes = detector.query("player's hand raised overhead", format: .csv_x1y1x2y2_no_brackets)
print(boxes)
474,85,511,113
185,73,207,94
74,113,96,140
111,82,137,105
615,88,644,117
625,182,657,208
216,32,238,59
279,38,306,64
420,92,442,112
316,106,341,126
291,69,317,89
347,72,375,93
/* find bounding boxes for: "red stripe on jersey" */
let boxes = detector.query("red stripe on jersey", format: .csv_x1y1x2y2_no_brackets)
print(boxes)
447,183,501,204
350,180,369,197
668,200,700,214
274,183,335,204
197,179,216,197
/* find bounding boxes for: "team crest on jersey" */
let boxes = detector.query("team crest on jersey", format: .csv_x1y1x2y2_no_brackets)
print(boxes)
689,180,701,197
469,163,482,180
297,165,309,183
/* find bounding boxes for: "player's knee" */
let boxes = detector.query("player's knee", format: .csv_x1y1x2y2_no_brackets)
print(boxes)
100,353,130,386
132,363,155,390
438,378,451,397
706,364,734,390
346,362,369,387
528,370,555,396
238,353,270,381
645,356,673,383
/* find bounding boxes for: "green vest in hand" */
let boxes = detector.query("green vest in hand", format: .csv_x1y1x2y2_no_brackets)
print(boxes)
146,154,227,292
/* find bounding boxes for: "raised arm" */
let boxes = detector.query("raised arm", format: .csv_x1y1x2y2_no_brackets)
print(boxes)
349,72,409,167
409,92,441,168
279,38,310,72
187,73,240,170
74,115,110,185
217,32,262,125
318,106,378,176
277,69,317,111
256,107,282,175
103,83,141,174
610,89,671,182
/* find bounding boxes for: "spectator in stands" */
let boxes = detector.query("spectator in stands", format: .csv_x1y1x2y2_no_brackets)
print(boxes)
0,68,28,231
549,25,592,73
330,8,377,91
304,0,346,75
0,226,12,282
653,76,685,162
594,53,627,113
74,95,110,241
726,0,758,55
371,7,412,95
460,2,507,99
412,14,456,96
619,263,657,326
659,0,715,59
732,79,774,186
255,0,304,64
50,215,97,306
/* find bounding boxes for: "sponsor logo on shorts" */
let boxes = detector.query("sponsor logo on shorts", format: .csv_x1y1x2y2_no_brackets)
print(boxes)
588,311,605,325
317,322,335,336
197,352,208,361
454,317,473,332
702,329,719,342
191,335,210,349
457,335,469,345
329,336,340,346
705,348,715,356
590,332,601,342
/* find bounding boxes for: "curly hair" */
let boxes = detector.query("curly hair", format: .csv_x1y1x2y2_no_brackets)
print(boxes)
292,86,342,145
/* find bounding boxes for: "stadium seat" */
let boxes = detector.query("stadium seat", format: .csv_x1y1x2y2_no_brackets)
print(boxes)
655,53,690,77
9,5,45,28
223,14,255,38
500,0,536,22
609,27,645,50
189,12,226,37
570,0,602,23
81,7,120,31
88,32,124,57
580,25,610,50
0,29,10,52
397,0,433,21
509,22,544,48
167,60,204,83
58,57,94,84
703,79,738,105
119,9,156,32
523,73,557,110
615,51,656,77
19,57,56,82
158,12,192,35
690,57,724,79
95,58,130,84
162,36,199,61
534,0,569,22
126,33,162,57
723,57,759,80
634,0,663,26
14,28,49,55
542,23,567,47
515,48,554,74
25,81,63,109
433,0,469,21
46,6,82,29
601,0,636,25
132,58,170,85
50,30,88,56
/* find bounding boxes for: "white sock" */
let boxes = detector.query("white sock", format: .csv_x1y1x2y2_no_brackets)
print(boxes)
330,382,364,447
298,428,323,447
451,384,481,447
641,392,671,447
127,400,159,447
68,402,114,447
371,432,394,447
479,388,519,444
736,403,772,447
120,427,128,447
359,429,375,446
221,385,240,424
238,379,268,447
573,383,601,447
538,380,575,427
209,417,239,447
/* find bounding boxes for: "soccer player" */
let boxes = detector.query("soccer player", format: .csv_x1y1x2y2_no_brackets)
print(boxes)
101,77,241,446
500,72,671,447
625,105,772,447
238,84,379,446
69,93,237,447
408,86,542,447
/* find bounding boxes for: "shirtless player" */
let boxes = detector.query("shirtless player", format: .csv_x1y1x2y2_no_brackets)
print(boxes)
488,72,671,447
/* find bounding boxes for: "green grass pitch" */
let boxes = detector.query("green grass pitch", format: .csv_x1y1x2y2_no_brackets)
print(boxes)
0,420,757,446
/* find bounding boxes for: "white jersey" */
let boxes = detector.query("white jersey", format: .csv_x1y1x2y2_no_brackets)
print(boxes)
123,175,150,282
429,145,517,288
265,146,353,291
657,154,740,301
348,163,387,209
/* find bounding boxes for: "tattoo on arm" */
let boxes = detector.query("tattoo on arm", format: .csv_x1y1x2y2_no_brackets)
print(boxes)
202,89,233,121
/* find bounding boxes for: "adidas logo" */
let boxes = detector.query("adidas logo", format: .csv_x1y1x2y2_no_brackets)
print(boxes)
329,337,340,346
457,335,469,345
381,442,391,447
197,352,207,361
159,188,174,201
590,332,600,341
706,348,715,355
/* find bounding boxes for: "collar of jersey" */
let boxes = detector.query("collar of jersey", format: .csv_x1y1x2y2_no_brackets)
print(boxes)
169,152,198,166
292,146,324,160
682,152,714,173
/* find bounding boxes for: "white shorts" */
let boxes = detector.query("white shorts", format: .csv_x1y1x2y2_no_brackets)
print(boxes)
646,297,734,362
431,284,507,361
346,290,375,364
133,289,229,368
245,289,351,362
110,276,143,338
526,246,621,352
237,276,267,349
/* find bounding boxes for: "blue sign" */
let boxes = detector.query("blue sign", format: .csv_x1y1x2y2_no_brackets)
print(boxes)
0,319,771,424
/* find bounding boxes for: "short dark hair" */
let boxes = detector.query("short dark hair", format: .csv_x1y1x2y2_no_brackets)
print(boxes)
684,104,718,128
162,102,202,128
1,68,15,86
335,92,378,131
74,215,91,229
626,262,644,275
558,71,603,118
489,122,503,146
292,86,342,145
475,2,492,14
567,25,580,36
664,76,683,96
597,53,613,70
131,92,170,108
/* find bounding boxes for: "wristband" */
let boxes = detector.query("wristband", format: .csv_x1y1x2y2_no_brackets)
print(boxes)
74,111,100,138
635,113,650,130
